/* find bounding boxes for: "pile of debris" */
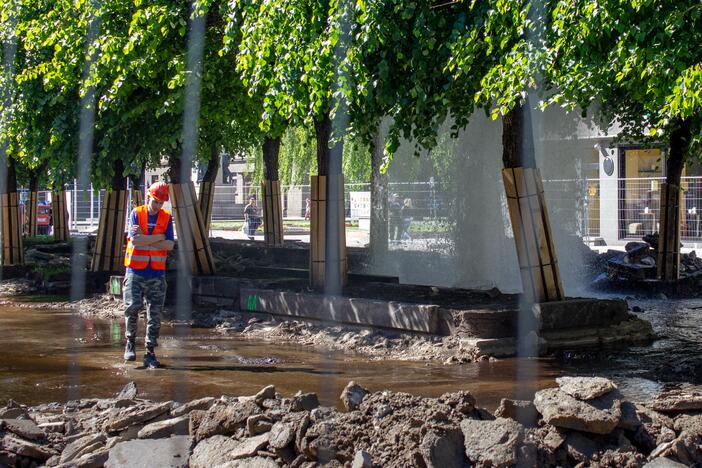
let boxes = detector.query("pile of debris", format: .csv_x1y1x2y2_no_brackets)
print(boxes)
2,377,702,467
599,234,702,282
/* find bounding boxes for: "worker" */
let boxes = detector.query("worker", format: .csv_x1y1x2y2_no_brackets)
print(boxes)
123,181,175,368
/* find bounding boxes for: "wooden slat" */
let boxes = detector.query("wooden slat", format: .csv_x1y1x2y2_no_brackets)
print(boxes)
104,192,118,270
2,194,10,263
171,182,214,275
657,183,681,280
2,192,24,265
262,180,284,246
188,182,210,271
90,190,128,272
198,181,215,234
338,175,348,285
52,191,70,242
535,169,564,300
132,188,144,208
27,191,38,237
310,176,327,289
189,182,213,273
502,167,564,303
180,184,198,273
115,190,128,269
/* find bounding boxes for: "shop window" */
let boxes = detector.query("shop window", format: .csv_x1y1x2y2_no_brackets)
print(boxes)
618,148,664,239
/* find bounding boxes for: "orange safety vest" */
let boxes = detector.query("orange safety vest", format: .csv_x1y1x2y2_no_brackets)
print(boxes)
124,206,171,270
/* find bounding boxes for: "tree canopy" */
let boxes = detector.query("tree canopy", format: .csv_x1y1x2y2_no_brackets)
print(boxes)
549,0,702,156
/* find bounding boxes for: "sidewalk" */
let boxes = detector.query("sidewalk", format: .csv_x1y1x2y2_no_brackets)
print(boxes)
209,228,371,248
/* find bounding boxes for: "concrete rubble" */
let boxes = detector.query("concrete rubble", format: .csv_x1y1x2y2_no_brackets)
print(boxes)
2,378,702,467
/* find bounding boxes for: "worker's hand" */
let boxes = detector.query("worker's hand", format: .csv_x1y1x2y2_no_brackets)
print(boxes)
130,225,142,237
150,234,166,242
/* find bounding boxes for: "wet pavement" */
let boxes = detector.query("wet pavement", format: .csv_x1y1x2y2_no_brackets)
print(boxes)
0,298,700,410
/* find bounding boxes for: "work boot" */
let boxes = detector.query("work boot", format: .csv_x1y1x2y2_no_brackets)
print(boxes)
143,348,160,369
123,340,136,361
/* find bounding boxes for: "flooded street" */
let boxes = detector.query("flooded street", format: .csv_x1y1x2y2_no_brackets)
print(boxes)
1,298,700,410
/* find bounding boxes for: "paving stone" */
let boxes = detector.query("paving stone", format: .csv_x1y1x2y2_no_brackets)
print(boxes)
105,435,191,468
534,387,622,434
556,376,617,400
461,418,525,467
138,415,190,439
190,435,239,468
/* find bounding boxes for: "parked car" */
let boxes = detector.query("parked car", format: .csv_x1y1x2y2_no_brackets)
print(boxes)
37,203,52,235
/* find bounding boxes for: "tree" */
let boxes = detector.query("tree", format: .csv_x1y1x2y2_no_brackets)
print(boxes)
445,1,564,303
82,0,258,273
550,0,702,279
235,0,355,291
347,1,470,256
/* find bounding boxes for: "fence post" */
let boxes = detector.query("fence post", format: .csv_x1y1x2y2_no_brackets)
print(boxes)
89,183,94,228
72,179,77,230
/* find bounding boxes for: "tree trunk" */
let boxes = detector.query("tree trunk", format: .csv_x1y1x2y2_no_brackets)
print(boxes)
1,157,24,265
91,159,128,272
310,113,347,292
263,136,281,181
502,104,536,169
501,100,563,304
198,144,220,234
167,152,215,275
262,136,284,246
657,118,691,281
129,168,144,208
167,151,183,184
314,116,331,177
369,126,388,258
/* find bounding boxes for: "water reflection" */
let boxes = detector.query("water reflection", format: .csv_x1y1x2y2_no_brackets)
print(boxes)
0,300,700,410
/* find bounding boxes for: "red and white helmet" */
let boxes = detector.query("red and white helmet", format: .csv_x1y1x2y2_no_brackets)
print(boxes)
147,181,170,202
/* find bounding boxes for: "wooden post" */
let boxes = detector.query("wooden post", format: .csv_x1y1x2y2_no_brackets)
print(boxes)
502,167,564,303
262,179,284,246
1,192,24,265
657,183,681,281
310,175,347,290
198,181,215,234
90,190,128,272
169,182,215,275
131,188,143,208
26,191,38,237
52,190,70,242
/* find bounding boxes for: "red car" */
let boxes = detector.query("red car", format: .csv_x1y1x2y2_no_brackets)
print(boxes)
36,203,52,234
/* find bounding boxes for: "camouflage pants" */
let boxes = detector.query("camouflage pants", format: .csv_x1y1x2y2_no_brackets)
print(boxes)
123,271,166,347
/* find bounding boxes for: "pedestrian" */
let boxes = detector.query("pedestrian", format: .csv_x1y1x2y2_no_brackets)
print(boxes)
401,198,414,241
123,181,174,368
388,193,402,242
243,195,261,240
304,198,311,220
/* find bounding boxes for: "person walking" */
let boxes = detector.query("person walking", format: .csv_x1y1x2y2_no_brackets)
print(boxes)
243,195,261,240
388,193,402,242
123,181,175,368
304,198,311,221
401,198,414,241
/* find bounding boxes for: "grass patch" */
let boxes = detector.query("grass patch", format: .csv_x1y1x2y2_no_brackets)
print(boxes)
31,263,72,281
210,219,359,232
24,235,59,246
408,219,452,233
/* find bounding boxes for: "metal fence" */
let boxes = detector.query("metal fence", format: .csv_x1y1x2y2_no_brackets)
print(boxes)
541,176,702,244
23,177,702,245
18,181,453,233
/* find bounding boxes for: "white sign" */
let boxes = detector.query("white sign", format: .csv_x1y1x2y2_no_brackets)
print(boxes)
350,191,371,219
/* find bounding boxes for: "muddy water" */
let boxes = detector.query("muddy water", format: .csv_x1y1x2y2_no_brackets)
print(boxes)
0,299,700,410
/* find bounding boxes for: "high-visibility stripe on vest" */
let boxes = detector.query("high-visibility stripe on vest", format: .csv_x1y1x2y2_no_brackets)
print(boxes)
124,205,171,270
